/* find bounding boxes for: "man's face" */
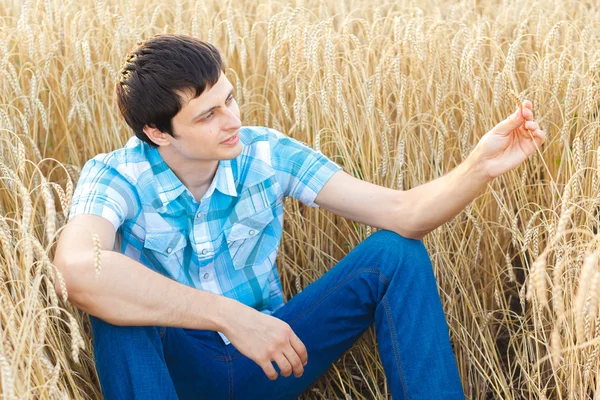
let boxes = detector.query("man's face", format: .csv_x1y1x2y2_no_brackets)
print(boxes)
165,72,243,161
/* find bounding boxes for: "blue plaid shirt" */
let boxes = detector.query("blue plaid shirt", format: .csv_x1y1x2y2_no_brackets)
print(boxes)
69,126,342,344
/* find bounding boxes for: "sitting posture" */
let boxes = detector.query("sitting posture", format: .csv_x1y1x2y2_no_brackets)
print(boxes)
53,34,546,400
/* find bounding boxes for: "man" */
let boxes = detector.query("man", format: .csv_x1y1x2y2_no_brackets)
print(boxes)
53,34,545,400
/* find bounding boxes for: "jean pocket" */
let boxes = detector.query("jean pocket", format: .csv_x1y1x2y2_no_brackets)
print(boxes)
225,207,275,270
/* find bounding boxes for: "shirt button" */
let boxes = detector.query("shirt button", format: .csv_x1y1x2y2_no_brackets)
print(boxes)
201,249,208,255
166,247,172,254
203,273,209,279
197,213,202,218
248,230,255,236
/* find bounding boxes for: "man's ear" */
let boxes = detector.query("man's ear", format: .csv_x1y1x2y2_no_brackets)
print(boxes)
143,124,171,147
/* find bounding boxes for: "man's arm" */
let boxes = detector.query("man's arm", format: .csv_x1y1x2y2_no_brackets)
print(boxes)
53,214,309,380
314,153,489,241
53,214,236,330
315,101,546,240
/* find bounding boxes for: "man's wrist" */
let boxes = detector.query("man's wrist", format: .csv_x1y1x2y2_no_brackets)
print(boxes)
464,147,495,184
187,290,237,333
210,294,239,333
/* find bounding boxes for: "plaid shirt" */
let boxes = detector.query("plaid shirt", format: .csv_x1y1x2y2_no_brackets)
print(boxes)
69,126,342,344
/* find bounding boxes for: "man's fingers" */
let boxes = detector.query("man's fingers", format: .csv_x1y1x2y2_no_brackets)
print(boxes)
533,129,546,142
522,100,532,110
262,360,279,381
527,128,545,139
498,110,525,133
273,354,293,378
525,129,546,148
282,345,304,378
525,120,538,131
519,105,534,121
289,334,308,366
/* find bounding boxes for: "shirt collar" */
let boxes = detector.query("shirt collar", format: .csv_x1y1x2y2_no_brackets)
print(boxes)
144,144,238,210
207,159,237,198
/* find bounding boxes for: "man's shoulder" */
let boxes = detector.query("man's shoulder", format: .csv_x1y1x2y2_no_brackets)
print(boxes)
83,136,151,185
238,126,283,146
237,125,301,161
236,125,317,173
236,126,274,165
239,125,312,150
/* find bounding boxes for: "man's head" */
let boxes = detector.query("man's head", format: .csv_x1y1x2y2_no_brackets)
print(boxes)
116,34,242,162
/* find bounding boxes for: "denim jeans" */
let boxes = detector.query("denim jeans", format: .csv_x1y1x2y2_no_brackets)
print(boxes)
89,230,465,399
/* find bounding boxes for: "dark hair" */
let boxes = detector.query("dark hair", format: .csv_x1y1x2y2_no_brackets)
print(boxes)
116,34,226,146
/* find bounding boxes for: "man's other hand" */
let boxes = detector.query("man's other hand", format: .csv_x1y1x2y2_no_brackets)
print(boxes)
221,304,308,380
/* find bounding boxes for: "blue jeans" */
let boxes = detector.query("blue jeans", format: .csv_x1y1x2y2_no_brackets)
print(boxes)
89,230,465,399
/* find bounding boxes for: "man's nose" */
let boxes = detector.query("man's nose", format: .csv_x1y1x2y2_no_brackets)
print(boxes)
224,108,242,130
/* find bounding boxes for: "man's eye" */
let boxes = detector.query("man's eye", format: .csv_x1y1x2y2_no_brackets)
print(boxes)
204,112,214,120
227,96,234,103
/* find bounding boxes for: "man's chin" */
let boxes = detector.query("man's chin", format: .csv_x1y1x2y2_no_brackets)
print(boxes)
220,142,243,159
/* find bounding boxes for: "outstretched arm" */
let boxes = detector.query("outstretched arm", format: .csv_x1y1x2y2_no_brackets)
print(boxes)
315,100,546,240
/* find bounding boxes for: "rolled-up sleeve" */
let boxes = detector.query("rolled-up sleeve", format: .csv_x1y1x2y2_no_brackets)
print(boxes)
68,157,138,230
268,128,342,207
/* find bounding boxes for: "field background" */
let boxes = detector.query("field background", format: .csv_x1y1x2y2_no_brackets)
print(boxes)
1,0,600,398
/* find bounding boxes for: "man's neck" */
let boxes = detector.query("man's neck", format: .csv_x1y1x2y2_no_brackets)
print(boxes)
158,147,219,202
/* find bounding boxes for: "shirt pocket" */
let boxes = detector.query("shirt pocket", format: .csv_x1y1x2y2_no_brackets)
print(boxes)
225,206,276,270
142,230,188,275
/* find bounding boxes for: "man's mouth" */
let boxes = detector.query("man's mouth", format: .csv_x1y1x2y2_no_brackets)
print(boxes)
221,133,239,144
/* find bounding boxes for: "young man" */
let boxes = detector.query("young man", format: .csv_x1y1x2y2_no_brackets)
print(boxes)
53,34,546,400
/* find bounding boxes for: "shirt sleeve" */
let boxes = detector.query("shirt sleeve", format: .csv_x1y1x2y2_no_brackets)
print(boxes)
68,156,138,231
268,128,343,207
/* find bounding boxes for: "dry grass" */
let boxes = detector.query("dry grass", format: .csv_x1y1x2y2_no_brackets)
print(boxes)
1,0,600,398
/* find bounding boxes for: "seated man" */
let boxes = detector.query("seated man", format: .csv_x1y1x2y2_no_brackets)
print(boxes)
53,34,545,400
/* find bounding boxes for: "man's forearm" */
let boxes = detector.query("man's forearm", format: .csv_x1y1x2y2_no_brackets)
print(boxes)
400,150,492,239
60,249,240,330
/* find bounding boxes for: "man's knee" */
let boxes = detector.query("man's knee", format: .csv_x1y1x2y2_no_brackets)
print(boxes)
362,230,432,276
365,230,428,258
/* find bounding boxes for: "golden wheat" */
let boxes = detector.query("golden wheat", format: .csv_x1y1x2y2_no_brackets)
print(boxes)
2,0,600,398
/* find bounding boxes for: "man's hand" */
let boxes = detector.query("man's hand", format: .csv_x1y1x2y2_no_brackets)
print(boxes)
221,303,308,380
472,100,547,179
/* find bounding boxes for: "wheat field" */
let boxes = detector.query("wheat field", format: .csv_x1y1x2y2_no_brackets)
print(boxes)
1,0,600,398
